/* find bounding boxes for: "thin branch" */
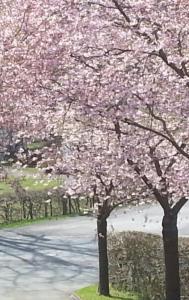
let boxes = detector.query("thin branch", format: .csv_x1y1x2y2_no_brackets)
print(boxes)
164,157,176,174
127,158,169,211
104,48,133,56
70,54,99,72
111,0,131,23
158,49,185,78
96,173,106,187
149,146,162,177
114,120,121,140
122,118,189,160
146,103,175,141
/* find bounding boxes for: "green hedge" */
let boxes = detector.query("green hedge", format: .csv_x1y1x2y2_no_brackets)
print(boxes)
0,188,81,223
108,231,189,300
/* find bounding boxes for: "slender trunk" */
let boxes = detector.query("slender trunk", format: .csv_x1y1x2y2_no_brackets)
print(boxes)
68,196,72,214
97,215,110,296
162,212,180,300
29,200,33,220
73,198,80,213
44,202,48,218
22,200,26,219
50,201,53,217
62,199,68,215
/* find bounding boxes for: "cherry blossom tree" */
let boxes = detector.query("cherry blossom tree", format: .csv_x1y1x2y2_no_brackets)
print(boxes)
51,1,189,299
1,1,189,299
54,117,142,296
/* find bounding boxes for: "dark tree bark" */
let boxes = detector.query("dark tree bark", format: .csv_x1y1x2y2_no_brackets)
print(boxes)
62,198,68,215
22,199,26,219
73,198,80,213
127,155,188,300
28,200,33,220
50,201,53,217
44,202,48,218
162,211,180,300
97,215,110,296
68,196,72,214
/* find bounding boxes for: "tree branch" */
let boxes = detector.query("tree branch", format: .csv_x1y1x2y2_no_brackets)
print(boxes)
122,118,189,160
172,196,188,214
111,0,131,23
149,146,163,177
127,158,169,211
158,49,185,78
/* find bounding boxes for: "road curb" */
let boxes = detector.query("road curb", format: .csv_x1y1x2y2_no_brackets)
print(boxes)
70,294,80,300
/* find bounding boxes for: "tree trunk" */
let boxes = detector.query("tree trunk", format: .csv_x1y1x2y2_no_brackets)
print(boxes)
29,200,33,220
162,212,180,300
50,201,53,217
97,215,110,296
22,199,26,219
44,202,48,218
68,196,72,214
62,198,68,215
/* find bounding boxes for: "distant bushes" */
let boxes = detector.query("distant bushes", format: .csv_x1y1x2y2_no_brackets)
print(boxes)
108,231,189,300
0,184,81,223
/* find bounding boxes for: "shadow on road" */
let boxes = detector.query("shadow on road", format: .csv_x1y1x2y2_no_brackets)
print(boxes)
0,230,98,293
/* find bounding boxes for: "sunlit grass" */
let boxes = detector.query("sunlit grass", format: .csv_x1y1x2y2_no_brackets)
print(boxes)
27,141,47,150
75,285,140,300
0,167,61,195
21,177,59,191
0,181,14,195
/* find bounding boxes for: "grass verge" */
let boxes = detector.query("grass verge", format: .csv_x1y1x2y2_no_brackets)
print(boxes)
0,213,79,230
75,285,140,300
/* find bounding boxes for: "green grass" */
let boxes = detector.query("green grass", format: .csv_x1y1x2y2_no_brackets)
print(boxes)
20,167,39,174
75,285,140,300
0,213,79,230
27,141,47,150
0,181,13,195
20,177,59,191
0,168,61,195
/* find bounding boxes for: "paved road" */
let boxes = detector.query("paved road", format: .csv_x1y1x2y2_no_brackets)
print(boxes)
0,202,189,300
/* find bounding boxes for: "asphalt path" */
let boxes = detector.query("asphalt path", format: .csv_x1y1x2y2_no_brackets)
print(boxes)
0,202,189,300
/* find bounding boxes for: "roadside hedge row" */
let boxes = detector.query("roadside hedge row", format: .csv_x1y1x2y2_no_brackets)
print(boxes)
0,187,81,223
108,231,189,300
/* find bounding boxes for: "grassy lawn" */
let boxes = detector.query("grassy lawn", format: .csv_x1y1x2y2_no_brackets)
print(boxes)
0,167,61,195
27,141,47,150
0,177,59,195
0,181,13,195
20,177,59,191
75,285,140,300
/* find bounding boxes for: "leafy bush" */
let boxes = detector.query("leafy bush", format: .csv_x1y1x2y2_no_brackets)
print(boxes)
108,231,189,300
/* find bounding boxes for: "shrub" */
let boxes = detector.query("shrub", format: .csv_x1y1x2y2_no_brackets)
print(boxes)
108,231,189,300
